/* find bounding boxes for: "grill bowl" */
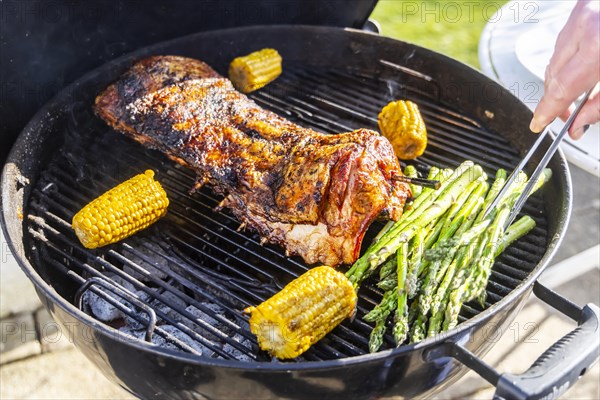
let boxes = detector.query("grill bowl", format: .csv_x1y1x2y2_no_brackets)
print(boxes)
1,26,572,399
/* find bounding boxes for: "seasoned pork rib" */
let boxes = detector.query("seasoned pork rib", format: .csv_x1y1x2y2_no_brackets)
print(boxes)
95,56,409,266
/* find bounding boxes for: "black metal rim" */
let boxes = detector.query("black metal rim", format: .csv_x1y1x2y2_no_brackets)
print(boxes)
0,24,573,371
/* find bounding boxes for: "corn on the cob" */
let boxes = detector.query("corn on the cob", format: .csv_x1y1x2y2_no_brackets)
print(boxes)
72,170,169,248
246,266,357,359
378,100,428,160
228,48,282,93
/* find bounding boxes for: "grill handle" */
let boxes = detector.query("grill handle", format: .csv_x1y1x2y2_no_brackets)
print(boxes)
75,277,157,342
428,281,599,400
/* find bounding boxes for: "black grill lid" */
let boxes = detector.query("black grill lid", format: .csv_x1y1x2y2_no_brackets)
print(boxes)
0,0,378,164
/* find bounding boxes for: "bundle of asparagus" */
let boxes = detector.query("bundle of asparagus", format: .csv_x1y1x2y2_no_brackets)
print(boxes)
344,161,551,352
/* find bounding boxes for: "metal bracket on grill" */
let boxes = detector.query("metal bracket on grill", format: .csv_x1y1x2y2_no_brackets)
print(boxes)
74,277,157,342
426,282,600,400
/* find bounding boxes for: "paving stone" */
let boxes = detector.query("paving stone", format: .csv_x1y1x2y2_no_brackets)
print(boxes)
552,165,600,264
562,364,600,400
0,347,135,399
0,228,42,319
553,268,600,309
0,312,41,364
0,342,42,366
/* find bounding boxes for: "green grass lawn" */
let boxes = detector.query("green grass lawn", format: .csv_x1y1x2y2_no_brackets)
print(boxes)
371,0,509,69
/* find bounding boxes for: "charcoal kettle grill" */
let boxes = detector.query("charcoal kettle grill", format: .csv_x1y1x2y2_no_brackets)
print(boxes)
1,26,599,400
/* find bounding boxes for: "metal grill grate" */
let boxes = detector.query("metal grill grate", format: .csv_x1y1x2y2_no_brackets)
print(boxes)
25,62,548,362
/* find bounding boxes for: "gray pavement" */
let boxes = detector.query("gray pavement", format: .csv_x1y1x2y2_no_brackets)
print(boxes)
551,165,600,264
1,347,134,399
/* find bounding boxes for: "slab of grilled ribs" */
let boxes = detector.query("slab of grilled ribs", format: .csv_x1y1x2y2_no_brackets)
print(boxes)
95,56,409,266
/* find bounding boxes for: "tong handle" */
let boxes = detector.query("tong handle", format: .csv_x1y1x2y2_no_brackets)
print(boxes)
482,127,549,219
483,85,596,226
505,86,595,227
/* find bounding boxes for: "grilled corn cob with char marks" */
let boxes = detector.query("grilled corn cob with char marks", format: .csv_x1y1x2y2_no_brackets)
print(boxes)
246,266,357,359
378,100,428,160
72,170,169,248
229,48,282,93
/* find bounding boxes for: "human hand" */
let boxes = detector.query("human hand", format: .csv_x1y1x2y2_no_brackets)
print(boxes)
530,0,600,139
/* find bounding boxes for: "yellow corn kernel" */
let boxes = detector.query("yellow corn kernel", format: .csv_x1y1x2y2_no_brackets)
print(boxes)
72,170,169,248
378,100,428,160
245,266,357,359
229,48,282,93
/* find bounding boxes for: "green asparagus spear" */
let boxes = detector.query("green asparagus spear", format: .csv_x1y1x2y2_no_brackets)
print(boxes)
377,274,397,291
475,169,507,222
429,180,488,302
363,289,396,323
369,320,388,354
443,233,488,331
403,167,445,218
474,206,511,305
393,242,409,345
465,170,550,303
407,298,419,326
427,261,458,336
503,168,553,212
410,313,427,343
394,165,468,234
378,254,397,281
425,219,491,336
428,233,480,336
466,172,550,304
409,219,446,290
372,221,395,246
495,215,536,255
423,217,446,252
417,180,489,316
444,215,536,330
404,165,422,199
441,176,487,233
405,227,426,297
347,163,482,286
366,290,397,352
425,178,488,264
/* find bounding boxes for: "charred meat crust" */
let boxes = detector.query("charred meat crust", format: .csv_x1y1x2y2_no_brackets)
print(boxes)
95,55,409,266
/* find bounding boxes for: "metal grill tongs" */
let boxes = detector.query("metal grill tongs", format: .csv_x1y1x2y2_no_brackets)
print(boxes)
483,86,596,228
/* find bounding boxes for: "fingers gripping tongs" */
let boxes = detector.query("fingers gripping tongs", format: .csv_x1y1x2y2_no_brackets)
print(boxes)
482,86,596,228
